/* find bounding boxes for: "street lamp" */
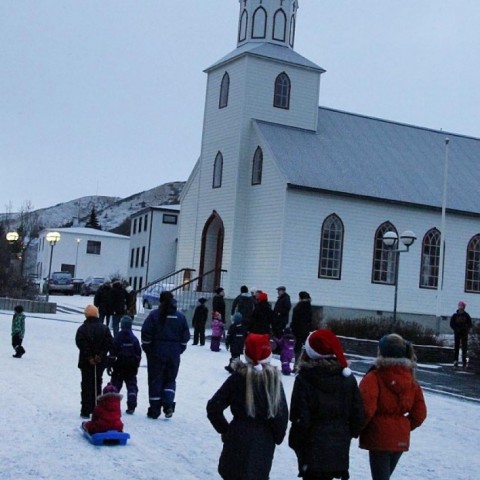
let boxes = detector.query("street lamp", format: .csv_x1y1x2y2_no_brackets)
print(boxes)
45,231,61,302
74,238,81,277
383,230,417,323
6,231,22,275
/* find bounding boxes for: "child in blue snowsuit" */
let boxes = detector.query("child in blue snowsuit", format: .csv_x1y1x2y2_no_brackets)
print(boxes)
224,312,248,373
276,327,296,375
210,311,224,352
109,316,142,414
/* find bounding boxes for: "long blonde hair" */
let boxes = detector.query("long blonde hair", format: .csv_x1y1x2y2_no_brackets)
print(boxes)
241,362,282,419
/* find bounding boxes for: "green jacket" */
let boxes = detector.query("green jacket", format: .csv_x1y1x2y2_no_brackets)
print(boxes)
11,313,25,338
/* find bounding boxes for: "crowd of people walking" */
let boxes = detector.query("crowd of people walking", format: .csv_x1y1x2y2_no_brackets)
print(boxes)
70,281,432,479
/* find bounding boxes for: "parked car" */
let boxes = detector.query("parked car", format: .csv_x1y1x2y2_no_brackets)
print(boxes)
80,276,106,296
43,272,74,295
142,283,176,309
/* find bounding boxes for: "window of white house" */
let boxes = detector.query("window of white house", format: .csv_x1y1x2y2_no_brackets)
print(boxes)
318,214,344,279
162,214,178,225
251,147,263,185
130,249,134,268
219,72,230,109
86,240,101,255
135,247,140,268
372,222,397,284
289,14,295,47
213,152,223,188
273,72,290,109
144,214,148,231
273,9,286,41
252,6,267,39
141,246,146,267
465,234,480,293
138,216,142,232
420,228,441,289
132,218,137,235
238,9,248,42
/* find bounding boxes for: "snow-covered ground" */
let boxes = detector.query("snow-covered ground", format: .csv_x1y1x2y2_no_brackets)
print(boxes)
1,296,478,480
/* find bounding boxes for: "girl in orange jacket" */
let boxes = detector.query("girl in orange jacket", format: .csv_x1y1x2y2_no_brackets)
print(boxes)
359,333,427,480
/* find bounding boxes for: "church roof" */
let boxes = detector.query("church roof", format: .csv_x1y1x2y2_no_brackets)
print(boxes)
255,107,480,215
205,42,325,73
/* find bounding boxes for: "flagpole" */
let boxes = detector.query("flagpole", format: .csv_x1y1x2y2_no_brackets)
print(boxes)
435,137,449,333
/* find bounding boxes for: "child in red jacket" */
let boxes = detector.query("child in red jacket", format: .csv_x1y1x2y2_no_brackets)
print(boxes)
82,383,124,434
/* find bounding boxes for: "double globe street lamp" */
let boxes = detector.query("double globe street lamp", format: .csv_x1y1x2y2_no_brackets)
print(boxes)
382,230,417,323
45,231,61,303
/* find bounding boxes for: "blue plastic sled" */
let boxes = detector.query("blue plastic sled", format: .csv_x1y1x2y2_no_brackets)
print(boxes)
82,427,130,446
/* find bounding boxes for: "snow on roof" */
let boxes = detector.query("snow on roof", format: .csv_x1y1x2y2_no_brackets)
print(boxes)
42,227,129,239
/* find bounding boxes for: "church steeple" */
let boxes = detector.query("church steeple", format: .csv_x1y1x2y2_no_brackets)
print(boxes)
237,0,298,49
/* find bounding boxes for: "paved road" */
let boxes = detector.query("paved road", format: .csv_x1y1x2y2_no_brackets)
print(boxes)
348,354,480,403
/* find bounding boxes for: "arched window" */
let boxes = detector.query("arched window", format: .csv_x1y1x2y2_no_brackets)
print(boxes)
465,234,480,293
318,214,344,279
273,72,291,109
289,15,295,47
420,228,441,289
273,9,286,41
219,72,230,109
251,147,263,185
238,9,248,43
252,7,267,39
372,222,397,284
213,152,223,189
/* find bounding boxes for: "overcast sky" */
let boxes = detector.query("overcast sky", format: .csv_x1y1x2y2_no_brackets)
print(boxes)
1,0,479,211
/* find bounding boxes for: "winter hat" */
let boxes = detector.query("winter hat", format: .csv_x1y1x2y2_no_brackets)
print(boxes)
14,305,24,314
257,292,269,303
276,286,286,291
378,334,408,359
215,287,224,294
299,291,311,300
159,290,173,304
102,382,119,395
120,315,133,329
240,285,249,293
232,312,243,324
305,329,352,377
84,305,99,318
244,334,272,372
198,297,207,304
458,301,466,308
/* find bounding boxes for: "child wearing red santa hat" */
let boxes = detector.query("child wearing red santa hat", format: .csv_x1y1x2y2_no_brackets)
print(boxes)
289,329,364,480
207,333,288,480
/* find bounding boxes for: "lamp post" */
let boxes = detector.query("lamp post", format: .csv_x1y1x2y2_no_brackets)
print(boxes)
383,230,417,323
6,231,22,275
45,231,61,302
74,238,81,277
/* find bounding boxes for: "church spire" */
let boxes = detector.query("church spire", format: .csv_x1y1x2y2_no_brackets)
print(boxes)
237,0,298,49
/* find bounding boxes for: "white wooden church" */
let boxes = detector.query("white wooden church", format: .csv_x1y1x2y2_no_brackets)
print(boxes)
175,0,480,327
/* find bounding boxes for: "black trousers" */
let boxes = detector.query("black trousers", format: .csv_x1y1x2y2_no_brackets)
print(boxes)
454,332,468,365
80,365,104,416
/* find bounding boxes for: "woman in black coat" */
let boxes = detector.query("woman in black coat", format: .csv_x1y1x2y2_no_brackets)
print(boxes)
247,292,274,334
289,330,364,480
291,291,313,365
207,334,288,480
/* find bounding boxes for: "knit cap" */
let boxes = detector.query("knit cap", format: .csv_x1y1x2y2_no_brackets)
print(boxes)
102,382,119,395
305,329,352,377
120,315,133,329
257,292,268,303
198,297,207,304
378,333,408,359
232,312,243,324
84,305,99,318
244,334,272,372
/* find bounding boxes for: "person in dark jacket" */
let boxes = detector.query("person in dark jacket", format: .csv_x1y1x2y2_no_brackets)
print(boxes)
212,287,226,323
11,305,26,358
291,291,313,367
224,312,248,373
207,333,289,480
94,281,113,327
450,300,473,369
109,315,142,414
110,280,129,336
276,327,296,375
75,305,113,419
82,382,123,434
273,286,292,338
192,297,209,346
141,291,190,419
231,285,255,324
289,329,364,480
248,292,274,334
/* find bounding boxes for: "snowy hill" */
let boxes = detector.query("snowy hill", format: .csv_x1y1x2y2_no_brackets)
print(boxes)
1,181,185,234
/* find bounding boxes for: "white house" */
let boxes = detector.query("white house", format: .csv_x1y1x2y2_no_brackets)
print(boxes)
175,0,480,329
36,227,130,282
127,205,180,290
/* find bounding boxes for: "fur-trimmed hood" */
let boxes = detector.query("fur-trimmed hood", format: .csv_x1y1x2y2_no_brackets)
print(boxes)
97,391,123,402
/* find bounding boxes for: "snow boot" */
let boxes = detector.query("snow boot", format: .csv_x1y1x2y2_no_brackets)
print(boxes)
164,402,175,419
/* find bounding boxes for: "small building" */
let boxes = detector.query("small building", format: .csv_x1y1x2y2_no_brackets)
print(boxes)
36,227,130,283
127,205,180,290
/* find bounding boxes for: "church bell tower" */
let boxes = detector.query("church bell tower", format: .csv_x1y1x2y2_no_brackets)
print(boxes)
237,0,298,49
